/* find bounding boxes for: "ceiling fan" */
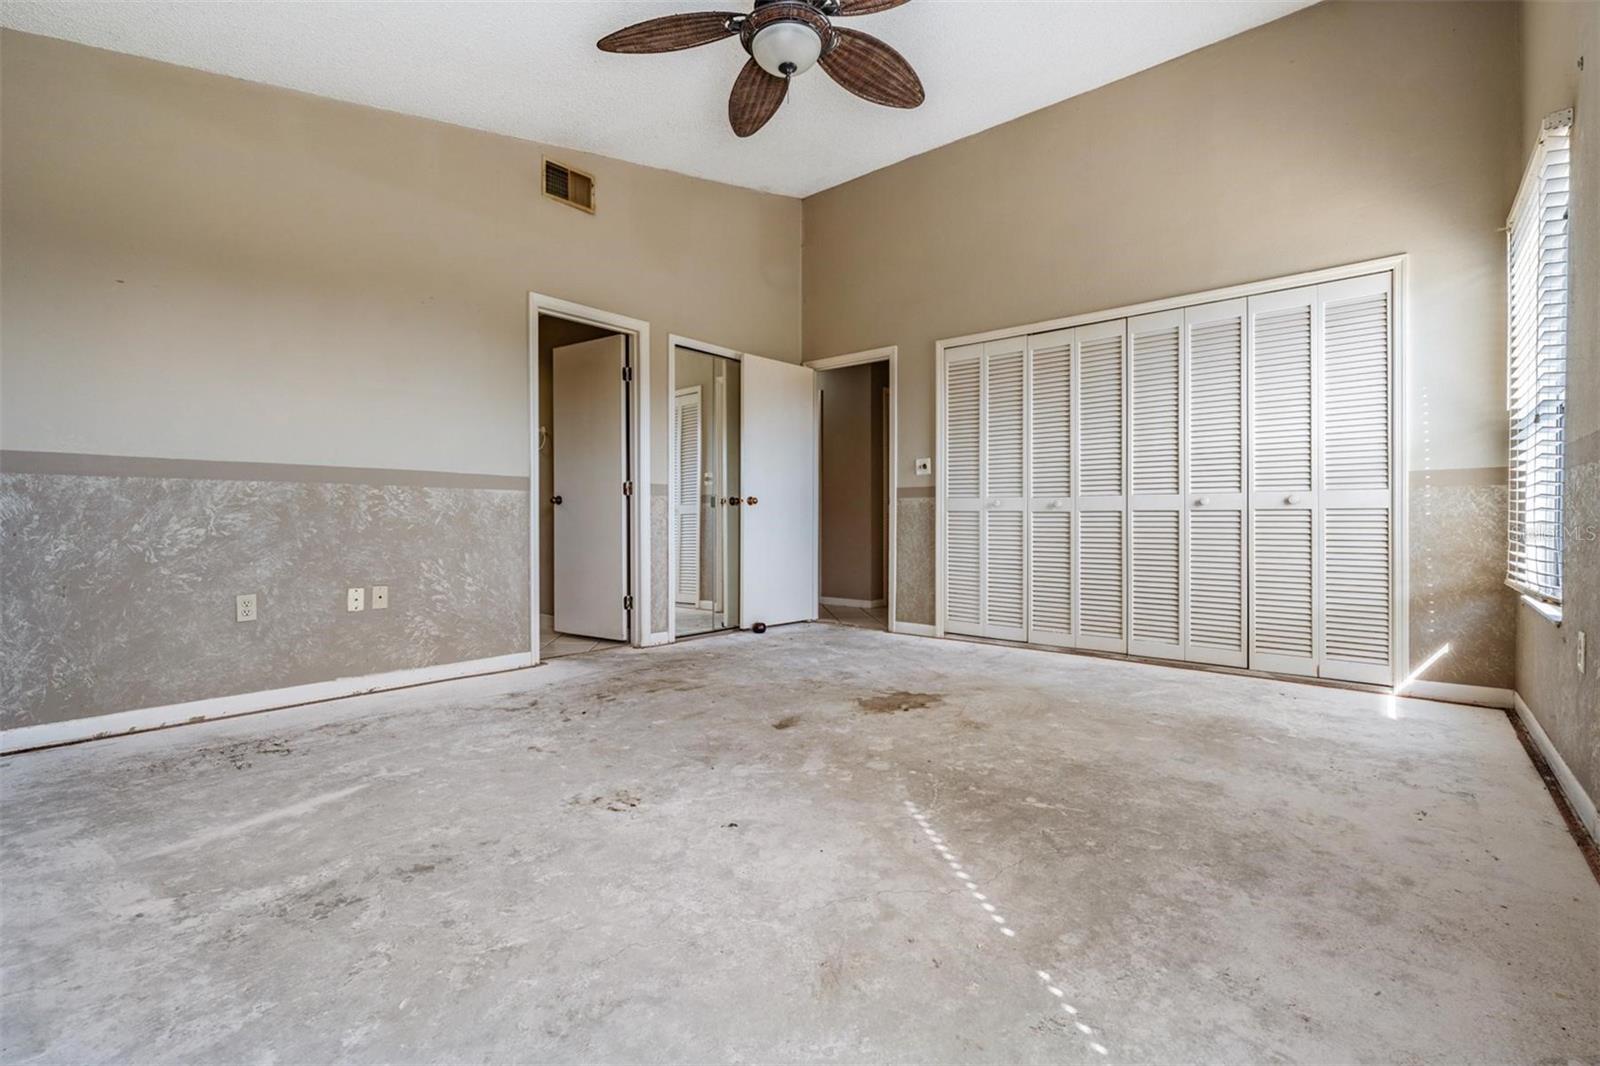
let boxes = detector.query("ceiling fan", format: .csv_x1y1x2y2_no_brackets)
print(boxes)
598,0,925,137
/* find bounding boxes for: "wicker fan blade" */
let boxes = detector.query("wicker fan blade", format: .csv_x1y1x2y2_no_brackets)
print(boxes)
598,12,738,53
818,27,924,108
831,0,910,15
728,58,789,137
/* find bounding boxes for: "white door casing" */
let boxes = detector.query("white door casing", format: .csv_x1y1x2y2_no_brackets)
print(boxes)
741,354,817,628
674,387,702,607
552,335,629,642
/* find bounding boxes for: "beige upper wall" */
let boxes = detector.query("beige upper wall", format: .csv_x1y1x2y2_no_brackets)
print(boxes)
802,1,1522,485
0,31,802,482
1522,0,1599,446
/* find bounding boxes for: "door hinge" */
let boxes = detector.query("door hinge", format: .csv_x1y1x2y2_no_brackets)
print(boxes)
623,480,634,496
623,594,634,611
622,365,633,382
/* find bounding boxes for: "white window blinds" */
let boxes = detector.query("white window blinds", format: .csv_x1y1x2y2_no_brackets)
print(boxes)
1506,108,1572,604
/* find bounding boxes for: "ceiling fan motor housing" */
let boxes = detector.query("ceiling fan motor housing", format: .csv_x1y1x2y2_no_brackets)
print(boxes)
742,2,834,78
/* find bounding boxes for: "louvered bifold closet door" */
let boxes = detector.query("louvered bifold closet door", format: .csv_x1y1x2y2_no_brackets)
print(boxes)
1248,286,1319,677
1317,273,1395,684
1074,319,1129,652
943,343,984,636
981,338,1029,640
1183,299,1248,667
1128,310,1184,660
1027,328,1075,647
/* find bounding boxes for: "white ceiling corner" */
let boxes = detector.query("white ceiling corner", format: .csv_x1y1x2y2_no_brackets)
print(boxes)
0,0,1316,198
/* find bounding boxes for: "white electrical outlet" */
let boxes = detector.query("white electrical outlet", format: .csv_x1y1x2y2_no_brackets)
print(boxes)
235,593,257,622
347,587,365,612
372,585,389,610
1578,630,1586,675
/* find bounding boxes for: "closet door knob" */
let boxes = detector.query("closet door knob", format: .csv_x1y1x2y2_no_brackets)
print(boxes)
726,496,741,506
1194,497,1209,507
746,496,759,506
1285,494,1301,505
550,495,563,506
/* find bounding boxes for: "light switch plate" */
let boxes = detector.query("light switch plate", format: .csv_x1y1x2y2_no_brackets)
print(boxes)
914,457,932,476
372,585,389,610
347,587,365,612
235,593,257,622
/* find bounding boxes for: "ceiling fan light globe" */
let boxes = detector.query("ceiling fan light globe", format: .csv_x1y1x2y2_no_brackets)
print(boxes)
751,22,822,78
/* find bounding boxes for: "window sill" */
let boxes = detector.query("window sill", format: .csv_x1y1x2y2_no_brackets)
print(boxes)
1520,595,1563,626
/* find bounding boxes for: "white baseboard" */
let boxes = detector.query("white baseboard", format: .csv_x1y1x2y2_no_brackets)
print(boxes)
1399,681,1515,709
1513,692,1598,839
891,621,938,637
821,596,887,609
1,652,535,755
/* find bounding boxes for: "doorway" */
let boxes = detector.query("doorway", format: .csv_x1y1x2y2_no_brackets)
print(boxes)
534,308,639,659
673,344,742,637
809,347,898,634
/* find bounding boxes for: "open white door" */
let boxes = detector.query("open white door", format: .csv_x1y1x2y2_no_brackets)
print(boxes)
553,335,628,641
741,354,816,628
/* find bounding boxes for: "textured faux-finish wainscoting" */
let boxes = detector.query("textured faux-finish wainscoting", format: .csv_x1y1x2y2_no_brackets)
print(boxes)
891,472,1515,689
894,490,935,627
1408,469,1518,689
651,486,670,634
1517,437,1600,807
0,455,530,730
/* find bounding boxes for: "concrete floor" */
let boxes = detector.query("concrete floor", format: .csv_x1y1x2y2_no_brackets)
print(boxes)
2,625,1596,1063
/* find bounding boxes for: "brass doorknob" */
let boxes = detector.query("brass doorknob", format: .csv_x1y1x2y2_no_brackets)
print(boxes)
746,496,759,506
550,495,563,505
726,496,741,506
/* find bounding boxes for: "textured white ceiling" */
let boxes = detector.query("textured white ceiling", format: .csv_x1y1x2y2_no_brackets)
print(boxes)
0,0,1315,197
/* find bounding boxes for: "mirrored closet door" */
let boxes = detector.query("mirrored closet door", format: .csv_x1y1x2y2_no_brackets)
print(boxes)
673,346,741,636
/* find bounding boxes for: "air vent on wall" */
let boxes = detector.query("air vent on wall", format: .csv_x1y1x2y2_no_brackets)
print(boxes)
543,158,595,213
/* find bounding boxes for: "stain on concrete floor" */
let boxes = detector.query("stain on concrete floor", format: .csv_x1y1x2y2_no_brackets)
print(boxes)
1,624,1596,1064
856,690,944,715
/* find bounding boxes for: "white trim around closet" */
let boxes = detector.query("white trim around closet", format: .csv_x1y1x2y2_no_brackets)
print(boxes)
666,334,748,643
806,346,900,634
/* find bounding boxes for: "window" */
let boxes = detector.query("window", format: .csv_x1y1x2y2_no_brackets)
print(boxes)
1506,108,1572,605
